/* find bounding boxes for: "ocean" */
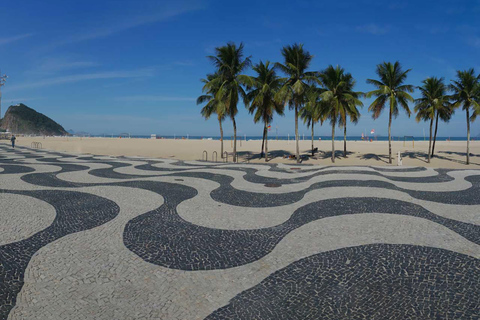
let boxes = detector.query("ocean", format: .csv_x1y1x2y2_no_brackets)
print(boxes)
89,134,474,141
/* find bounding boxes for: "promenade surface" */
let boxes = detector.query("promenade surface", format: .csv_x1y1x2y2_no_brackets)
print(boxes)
1,143,479,319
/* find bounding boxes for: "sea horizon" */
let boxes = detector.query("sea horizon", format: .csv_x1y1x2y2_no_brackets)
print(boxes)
69,134,476,142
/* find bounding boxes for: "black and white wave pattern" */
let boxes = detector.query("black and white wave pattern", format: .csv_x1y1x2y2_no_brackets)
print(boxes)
0,144,479,319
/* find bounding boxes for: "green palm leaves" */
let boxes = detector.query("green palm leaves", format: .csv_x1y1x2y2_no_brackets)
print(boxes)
197,72,226,157
415,77,449,123
366,62,414,119
198,44,478,166
205,42,251,161
366,61,414,164
414,77,450,163
300,87,325,156
247,61,284,125
198,72,225,121
449,68,480,164
319,65,363,162
275,43,319,163
246,61,284,161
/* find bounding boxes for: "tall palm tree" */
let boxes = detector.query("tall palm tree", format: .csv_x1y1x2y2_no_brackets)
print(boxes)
246,61,284,161
431,98,453,158
335,70,363,157
275,43,319,163
301,87,325,156
197,73,226,157
414,77,450,163
207,42,251,162
449,69,480,165
319,65,364,162
366,61,414,164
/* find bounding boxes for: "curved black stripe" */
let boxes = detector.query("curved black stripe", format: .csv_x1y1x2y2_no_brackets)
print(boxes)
0,190,120,319
123,187,480,270
206,244,480,319
21,163,92,188
0,164,36,174
13,155,480,206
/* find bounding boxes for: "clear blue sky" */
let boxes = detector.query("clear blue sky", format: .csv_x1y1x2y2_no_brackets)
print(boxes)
1,0,479,137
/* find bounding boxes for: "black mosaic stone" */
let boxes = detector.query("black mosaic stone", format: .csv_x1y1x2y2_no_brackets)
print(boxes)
0,164,36,175
162,170,480,206
0,190,120,319
207,244,480,320
20,163,93,188
1,146,480,319
123,191,480,270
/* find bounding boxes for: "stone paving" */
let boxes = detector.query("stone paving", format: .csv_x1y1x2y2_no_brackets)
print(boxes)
0,143,479,319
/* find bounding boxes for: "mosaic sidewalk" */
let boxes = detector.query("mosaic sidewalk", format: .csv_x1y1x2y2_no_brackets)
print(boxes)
1,144,479,319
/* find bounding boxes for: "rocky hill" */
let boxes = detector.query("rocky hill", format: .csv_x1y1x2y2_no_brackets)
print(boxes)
0,104,68,136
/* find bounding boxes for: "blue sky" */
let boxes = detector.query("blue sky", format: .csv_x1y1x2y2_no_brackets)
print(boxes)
1,0,480,137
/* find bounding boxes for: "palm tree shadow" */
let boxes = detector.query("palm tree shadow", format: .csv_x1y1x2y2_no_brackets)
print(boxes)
438,151,479,158
358,153,389,164
236,150,300,162
400,151,428,163
317,150,354,159
434,151,480,165
236,151,259,160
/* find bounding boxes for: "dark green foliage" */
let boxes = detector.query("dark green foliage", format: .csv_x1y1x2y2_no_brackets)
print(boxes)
366,61,414,164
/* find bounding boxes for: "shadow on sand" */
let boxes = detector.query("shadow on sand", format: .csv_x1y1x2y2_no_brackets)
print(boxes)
433,151,480,166
235,148,480,166
237,150,304,162
315,150,355,160
401,151,429,164
358,153,390,164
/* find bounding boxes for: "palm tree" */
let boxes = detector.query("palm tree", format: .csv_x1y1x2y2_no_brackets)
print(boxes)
197,73,226,157
414,77,450,163
246,61,284,161
319,65,364,162
301,87,325,156
207,42,251,162
449,68,480,165
275,43,319,163
366,61,414,164
335,70,363,157
431,99,453,158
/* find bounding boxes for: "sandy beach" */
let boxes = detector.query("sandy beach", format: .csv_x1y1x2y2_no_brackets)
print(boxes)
8,136,480,168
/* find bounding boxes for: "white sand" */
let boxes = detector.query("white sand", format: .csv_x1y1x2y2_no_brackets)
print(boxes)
9,136,480,168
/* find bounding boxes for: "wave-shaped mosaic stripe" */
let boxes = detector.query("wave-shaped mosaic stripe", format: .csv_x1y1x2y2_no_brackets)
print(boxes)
2,145,479,206
0,189,120,319
206,244,480,319
1,144,480,319
123,193,480,270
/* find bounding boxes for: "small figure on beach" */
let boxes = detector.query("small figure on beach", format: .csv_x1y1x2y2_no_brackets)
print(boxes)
10,135,16,148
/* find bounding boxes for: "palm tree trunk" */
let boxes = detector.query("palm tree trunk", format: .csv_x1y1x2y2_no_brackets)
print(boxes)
265,127,268,162
233,117,237,163
343,123,347,157
331,121,335,163
388,109,392,164
466,108,470,165
311,125,314,156
427,117,433,163
219,118,224,158
261,125,266,158
431,112,439,157
295,104,300,163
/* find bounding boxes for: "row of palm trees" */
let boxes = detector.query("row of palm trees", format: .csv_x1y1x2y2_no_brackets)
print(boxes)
198,42,480,164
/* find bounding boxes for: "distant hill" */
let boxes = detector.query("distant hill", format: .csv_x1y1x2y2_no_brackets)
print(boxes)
0,104,68,136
